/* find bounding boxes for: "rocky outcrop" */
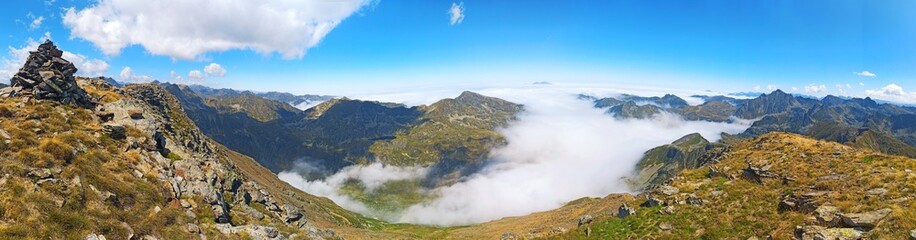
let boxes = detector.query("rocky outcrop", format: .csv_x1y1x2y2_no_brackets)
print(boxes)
0,40,94,108
840,208,891,229
618,204,635,218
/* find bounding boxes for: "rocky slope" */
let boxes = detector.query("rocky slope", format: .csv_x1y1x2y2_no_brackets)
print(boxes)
0,42,414,239
162,83,317,173
556,132,916,239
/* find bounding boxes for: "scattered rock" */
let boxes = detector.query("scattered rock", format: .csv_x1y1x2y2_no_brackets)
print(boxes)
795,225,864,240
577,214,593,227
500,232,520,240
657,185,679,196
660,206,676,214
909,229,916,240
27,168,53,179
659,222,673,231
282,204,303,223
840,208,891,229
816,174,848,182
120,222,135,240
97,111,115,122
686,194,704,206
865,188,888,197
103,123,127,140
212,204,231,224
814,205,842,227
129,111,144,119
618,204,636,218
0,129,10,143
742,163,780,184
641,195,665,207
85,233,107,240
778,193,820,213
215,224,283,239
186,223,201,234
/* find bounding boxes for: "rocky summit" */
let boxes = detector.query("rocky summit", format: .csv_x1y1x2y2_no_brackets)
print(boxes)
0,40,94,108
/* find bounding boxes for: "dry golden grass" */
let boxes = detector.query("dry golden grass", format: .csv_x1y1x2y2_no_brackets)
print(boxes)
0,96,192,239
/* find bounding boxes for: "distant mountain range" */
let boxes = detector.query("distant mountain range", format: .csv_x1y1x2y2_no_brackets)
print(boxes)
187,85,334,110
583,90,916,158
163,84,521,182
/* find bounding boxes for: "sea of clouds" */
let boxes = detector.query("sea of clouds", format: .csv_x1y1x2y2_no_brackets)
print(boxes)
278,84,752,226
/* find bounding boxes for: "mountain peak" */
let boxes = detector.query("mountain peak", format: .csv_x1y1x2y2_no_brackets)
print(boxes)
456,90,485,101
768,89,789,96
734,89,800,119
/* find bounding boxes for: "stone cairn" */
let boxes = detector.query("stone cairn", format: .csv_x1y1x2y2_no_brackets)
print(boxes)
0,40,94,108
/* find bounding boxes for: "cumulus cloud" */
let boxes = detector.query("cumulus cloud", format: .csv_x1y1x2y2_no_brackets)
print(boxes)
280,87,751,226
118,67,154,83
62,0,373,60
188,70,204,81
854,71,876,77
448,2,465,25
169,71,184,83
203,63,226,77
804,84,828,94
865,84,916,104
63,52,110,76
1,33,109,82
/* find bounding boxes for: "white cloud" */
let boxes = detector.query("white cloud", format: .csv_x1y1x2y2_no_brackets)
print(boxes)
791,87,799,91
62,0,373,60
188,70,204,81
865,84,916,104
29,15,44,30
804,84,828,94
1,33,109,81
169,71,184,82
62,52,110,76
118,66,154,83
448,2,465,25
854,71,876,77
753,85,761,91
280,87,752,226
766,84,777,91
845,83,852,89
859,82,865,86
203,63,226,77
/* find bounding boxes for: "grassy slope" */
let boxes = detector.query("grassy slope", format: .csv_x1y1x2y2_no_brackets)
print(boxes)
0,83,193,239
558,132,916,239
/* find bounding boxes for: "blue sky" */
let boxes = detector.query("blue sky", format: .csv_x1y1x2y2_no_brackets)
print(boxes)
2,0,916,103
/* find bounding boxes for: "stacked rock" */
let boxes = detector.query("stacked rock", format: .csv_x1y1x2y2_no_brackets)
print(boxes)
0,40,94,108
